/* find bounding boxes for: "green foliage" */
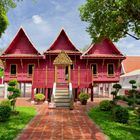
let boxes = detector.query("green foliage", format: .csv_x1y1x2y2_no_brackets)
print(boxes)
79,0,140,42
0,0,17,36
99,100,112,111
113,106,129,123
111,83,122,105
78,92,89,101
129,80,136,85
7,86,15,92
0,68,4,77
129,79,137,108
0,107,36,140
7,79,21,110
127,98,134,106
34,93,45,102
0,105,11,122
0,99,11,107
8,79,17,86
88,107,140,140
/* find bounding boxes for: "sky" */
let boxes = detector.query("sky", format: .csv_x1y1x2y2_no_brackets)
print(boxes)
0,0,140,55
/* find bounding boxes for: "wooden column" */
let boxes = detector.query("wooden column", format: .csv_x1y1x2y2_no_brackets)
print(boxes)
87,88,89,94
55,65,57,83
68,65,71,83
45,88,48,101
78,66,80,86
31,87,34,101
23,83,26,97
91,86,93,101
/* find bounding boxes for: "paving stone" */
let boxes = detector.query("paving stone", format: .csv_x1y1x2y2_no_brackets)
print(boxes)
15,97,109,140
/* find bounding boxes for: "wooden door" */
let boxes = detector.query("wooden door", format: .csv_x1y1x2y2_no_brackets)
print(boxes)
57,66,65,83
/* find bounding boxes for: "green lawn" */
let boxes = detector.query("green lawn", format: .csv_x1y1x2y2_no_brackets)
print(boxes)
88,107,140,140
0,107,36,140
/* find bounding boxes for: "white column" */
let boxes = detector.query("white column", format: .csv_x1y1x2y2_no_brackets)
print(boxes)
98,84,100,96
4,82,8,98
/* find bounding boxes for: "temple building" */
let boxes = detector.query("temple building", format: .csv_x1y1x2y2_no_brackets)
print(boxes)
0,27,125,107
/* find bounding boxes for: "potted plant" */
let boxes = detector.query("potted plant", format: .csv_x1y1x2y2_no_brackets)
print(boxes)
79,92,89,105
34,93,45,104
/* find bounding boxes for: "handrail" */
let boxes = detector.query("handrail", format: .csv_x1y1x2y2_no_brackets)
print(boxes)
52,82,56,97
69,82,72,98
51,82,56,102
69,82,74,109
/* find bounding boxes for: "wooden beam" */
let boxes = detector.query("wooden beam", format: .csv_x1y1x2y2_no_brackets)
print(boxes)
20,59,23,68
55,65,57,83
68,65,71,83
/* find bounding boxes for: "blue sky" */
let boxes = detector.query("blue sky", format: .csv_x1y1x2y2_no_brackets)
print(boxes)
0,0,140,55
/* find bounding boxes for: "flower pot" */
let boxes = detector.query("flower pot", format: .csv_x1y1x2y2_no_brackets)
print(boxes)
81,100,87,105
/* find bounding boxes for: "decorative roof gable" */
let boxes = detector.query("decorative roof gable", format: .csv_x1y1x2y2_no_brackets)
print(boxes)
53,51,72,65
3,27,40,55
82,38,125,59
45,29,81,54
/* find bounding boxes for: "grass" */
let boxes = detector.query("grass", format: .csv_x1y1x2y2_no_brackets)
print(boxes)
0,107,36,140
88,107,140,140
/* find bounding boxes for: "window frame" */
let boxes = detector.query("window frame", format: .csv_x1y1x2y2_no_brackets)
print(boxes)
10,64,17,76
28,64,35,77
91,63,98,77
107,63,115,77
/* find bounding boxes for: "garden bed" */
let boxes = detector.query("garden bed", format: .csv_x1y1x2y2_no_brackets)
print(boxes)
88,107,140,140
0,106,36,140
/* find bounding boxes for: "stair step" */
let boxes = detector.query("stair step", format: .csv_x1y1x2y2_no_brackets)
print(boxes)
56,89,68,92
55,102,70,107
55,93,69,96
54,98,70,103
54,95,70,99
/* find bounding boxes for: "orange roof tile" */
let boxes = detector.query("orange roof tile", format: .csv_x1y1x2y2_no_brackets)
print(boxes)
122,56,140,73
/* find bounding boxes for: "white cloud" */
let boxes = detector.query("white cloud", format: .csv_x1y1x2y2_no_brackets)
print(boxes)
32,15,43,24
50,1,66,12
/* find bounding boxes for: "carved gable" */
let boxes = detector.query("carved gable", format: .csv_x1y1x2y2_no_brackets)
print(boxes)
53,51,72,65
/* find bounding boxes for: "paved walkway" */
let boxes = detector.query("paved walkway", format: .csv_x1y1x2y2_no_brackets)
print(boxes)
15,98,109,140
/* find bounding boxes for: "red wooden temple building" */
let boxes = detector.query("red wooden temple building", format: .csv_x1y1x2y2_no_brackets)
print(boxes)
0,27,125,107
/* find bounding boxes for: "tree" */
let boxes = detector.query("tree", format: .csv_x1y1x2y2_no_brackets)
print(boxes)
0,0,21,37
129,80,137,108
7,79,21,111
111,83,122,105
79,0,140,42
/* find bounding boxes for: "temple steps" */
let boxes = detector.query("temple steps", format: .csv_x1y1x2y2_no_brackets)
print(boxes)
53,87,71,108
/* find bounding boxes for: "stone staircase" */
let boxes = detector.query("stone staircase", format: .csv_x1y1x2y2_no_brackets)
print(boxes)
54,87,71,107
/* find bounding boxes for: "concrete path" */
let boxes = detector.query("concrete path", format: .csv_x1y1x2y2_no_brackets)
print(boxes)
15,98,109,140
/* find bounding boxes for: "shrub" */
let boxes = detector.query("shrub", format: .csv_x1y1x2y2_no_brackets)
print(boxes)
78,92,89,101
113,106,129,123
34,93,45,102
0,105,11,122
8,79,17,86
99,100,112,111
136,99,140,105
127,98,134,106
0,100,11,107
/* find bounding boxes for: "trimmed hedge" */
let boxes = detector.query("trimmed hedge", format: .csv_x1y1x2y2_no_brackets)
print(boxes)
99,100,112,111
113,106,129,123
0,106,11,122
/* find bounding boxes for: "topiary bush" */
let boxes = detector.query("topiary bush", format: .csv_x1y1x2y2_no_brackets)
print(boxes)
0,105,11,122
0,100,11,107
34,93,45,102
113,106,129,123
99,100,112,111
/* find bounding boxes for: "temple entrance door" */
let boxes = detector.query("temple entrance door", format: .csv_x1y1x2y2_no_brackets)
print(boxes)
57,66,66,83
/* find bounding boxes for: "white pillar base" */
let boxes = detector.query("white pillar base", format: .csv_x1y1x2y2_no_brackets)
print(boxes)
4,83,8,99
31,101,35,104
45,101,48,104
